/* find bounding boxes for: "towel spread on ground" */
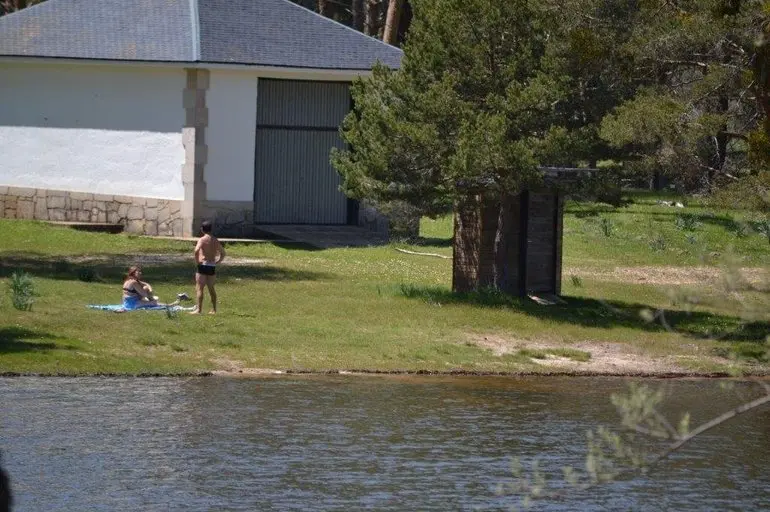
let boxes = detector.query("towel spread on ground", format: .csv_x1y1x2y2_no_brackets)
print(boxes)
87,304,196,313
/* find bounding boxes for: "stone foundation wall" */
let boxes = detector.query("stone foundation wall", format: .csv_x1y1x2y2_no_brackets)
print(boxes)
200,200,254,237
0,186,183,236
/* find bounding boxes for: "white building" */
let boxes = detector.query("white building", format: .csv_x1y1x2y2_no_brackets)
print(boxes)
0,0,402,237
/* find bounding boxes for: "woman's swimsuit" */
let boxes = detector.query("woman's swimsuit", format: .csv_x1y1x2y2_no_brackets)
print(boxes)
122,295,142,309
122,285,143,310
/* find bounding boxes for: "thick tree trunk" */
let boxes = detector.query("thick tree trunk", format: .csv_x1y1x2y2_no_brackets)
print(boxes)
383,0,403,45
452,195,481,293
477,197,500,288
452,193,524,295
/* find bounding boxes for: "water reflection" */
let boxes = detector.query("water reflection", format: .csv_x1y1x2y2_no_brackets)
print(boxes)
0,376,768,511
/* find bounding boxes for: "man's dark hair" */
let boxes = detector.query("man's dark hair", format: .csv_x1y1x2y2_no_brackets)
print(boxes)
200,221,213,234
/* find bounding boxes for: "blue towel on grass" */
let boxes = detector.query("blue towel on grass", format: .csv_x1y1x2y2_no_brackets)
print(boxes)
87,304,196,313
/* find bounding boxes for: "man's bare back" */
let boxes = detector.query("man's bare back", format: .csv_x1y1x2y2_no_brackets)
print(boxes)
191,221,225,314
195,234,224,265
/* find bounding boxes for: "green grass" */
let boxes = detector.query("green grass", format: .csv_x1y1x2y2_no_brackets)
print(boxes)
562,194,769,268
0,191,767,376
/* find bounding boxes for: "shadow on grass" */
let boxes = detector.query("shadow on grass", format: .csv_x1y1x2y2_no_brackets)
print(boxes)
0,327,70,354
222,240,324,252
399,285,769,353
0,253,331,285
409,236,453,248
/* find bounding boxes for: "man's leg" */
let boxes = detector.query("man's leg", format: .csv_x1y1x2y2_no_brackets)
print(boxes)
206,275,217,314
191,272,205,314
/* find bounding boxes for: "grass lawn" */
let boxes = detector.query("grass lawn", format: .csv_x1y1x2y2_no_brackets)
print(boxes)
1,191,768,376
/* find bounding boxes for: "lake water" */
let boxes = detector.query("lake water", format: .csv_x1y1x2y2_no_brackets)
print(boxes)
1,376,768,511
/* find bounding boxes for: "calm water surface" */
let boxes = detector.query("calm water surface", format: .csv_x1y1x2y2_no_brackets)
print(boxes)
1,376,768,511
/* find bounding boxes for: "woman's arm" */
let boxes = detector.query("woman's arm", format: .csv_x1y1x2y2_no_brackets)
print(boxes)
129,279,153,299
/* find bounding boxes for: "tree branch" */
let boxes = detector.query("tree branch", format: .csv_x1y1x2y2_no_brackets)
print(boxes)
647,392,770,467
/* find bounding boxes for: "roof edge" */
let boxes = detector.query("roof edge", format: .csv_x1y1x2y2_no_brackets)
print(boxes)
189,0,201,61
0,55,377,78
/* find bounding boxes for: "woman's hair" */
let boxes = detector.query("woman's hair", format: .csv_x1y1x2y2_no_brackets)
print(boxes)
126,266,141,280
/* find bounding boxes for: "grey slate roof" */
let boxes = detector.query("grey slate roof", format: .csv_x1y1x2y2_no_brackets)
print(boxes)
0,0,402,70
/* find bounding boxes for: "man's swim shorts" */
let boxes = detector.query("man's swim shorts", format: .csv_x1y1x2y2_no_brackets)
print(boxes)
197,264,216,276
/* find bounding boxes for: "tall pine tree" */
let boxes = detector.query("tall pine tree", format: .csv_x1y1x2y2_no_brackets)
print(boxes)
332,0,570,293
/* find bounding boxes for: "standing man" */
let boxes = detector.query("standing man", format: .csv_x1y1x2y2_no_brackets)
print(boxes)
191,220,226,315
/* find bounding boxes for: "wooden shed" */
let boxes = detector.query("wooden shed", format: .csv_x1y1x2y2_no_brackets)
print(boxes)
452,169,587,298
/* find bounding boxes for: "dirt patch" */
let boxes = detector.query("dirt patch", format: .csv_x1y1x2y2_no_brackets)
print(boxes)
210,358,290,376
211,357,245,372
565,265,768,288
468,334,723,376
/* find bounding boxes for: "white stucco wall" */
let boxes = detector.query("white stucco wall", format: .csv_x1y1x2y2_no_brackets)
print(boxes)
205,71,258,202
0,62,185,199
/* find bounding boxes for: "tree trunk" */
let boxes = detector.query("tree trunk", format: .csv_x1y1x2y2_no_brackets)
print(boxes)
351,0,363,32
363,0,375,36
1,0,28,16
383,0,403,45
754,19,770,136
317,0,328,17
705,94,730,191
452,193,525,295
478,196,500,288
452,195,481,293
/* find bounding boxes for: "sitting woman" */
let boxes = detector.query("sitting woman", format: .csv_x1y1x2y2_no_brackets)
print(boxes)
122,266,159,310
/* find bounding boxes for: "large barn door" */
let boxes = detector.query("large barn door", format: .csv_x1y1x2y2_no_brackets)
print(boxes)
254,79,350,224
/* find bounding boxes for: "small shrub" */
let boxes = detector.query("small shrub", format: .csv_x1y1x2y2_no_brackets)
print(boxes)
713,343,769,362
599,217,614,237
707,171,770,212
674,213,700,231
570,275,583,288
8,271,36,311
649,234,667,252
750,218,770,244
729,221,751,239
685,234,698,245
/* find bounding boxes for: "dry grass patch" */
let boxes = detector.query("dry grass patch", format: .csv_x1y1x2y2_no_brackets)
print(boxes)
565,266,769,287
466,334,726,375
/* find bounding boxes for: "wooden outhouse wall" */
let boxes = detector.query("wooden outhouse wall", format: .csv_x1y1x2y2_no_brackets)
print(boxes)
452,189,564,297
525,191,564,295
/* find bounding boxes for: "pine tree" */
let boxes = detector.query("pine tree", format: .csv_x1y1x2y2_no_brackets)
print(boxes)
332,0,569,293
599,0,770,192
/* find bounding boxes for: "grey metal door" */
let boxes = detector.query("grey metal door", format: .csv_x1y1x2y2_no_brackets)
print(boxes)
254,79,350,224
